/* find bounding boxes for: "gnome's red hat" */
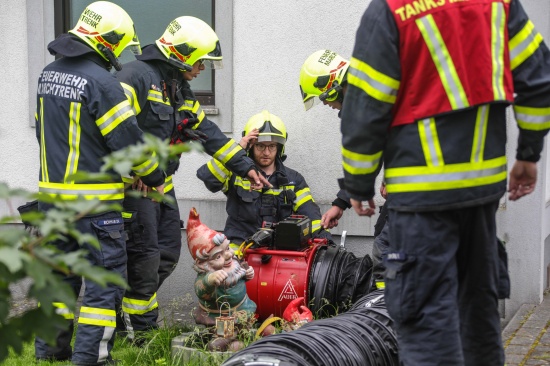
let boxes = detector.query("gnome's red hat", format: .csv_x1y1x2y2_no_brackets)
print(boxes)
187,207,227,261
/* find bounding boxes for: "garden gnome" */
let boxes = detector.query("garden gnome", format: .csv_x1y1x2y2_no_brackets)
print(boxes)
187,207,257,326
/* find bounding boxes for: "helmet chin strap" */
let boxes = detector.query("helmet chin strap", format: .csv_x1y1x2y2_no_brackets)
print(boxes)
98,44,122,71
167,54,193,72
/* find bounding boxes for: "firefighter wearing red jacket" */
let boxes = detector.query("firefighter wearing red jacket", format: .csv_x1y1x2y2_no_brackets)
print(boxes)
341,0,550,365
34,2,165,365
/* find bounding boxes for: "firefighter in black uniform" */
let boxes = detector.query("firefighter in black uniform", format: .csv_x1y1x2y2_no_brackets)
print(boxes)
299,50,388,290
114,16,269,338
34,2,165,365
341,0,550,364
197,110,332,250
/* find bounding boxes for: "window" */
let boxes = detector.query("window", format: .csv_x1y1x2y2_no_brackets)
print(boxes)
54,0,216,105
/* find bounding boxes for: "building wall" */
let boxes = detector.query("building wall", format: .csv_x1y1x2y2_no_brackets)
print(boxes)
1,0,549,323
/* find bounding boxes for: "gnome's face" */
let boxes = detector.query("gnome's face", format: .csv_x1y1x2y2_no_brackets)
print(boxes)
206,240,229,271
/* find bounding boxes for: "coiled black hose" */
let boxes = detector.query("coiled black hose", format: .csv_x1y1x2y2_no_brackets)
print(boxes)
222,290,398,366
308,246,373,317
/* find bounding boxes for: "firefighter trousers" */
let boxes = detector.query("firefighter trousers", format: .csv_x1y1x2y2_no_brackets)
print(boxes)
120,189,181,334
385,200,503,366
35,211,126,366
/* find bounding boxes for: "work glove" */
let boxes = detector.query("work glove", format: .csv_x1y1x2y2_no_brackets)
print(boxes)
171,117,208,144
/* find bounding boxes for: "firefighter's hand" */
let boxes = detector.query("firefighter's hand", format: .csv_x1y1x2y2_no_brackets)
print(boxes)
245,266,254,280
321,206,344,229
132,178,150,197
239,128,259,149
207,270,228,286
154,184,165,196
247,168,272,190
508,160,537,201
351,198,376,217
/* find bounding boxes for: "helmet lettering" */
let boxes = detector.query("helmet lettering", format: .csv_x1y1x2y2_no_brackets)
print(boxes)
318,50,336,66
81,9,103,28
168,20,182,36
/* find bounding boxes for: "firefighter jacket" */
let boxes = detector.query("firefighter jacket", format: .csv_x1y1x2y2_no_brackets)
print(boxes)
36,34,164,204
341,0,550,210
197,157,332,245
116,45,255,192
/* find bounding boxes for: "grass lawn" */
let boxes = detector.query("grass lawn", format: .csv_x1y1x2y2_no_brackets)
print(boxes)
3,323,194,366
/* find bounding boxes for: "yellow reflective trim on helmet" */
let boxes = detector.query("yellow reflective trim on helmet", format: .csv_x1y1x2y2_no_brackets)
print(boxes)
514,105,550,131
509,20,543,70
342,148,382,175
348,57,399,104
96,100,134,136
385,156,507,193
121,82,142,115
418,118,444,168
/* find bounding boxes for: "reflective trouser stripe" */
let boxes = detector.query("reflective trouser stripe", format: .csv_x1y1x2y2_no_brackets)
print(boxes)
78,307,116,327
122,293,159,315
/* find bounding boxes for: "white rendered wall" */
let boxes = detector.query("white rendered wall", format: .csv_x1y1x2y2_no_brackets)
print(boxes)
0,0,549,323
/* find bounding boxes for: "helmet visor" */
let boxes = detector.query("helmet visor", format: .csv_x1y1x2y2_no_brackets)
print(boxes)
128,26,142,55
257,134,286,145
300,85,319,111
200,59,224,69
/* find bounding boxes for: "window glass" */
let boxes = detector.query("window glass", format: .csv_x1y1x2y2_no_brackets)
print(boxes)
69,0,213,93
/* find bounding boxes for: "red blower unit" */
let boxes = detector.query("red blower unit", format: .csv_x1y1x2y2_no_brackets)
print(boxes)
242,215,373,320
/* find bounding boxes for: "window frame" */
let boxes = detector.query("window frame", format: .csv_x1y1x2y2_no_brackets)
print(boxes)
53,0,217,106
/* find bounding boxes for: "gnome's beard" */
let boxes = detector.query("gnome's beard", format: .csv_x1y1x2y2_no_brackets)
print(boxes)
222,260,247,288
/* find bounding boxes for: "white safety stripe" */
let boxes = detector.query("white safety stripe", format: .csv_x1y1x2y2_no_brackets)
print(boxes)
97,325,115,364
